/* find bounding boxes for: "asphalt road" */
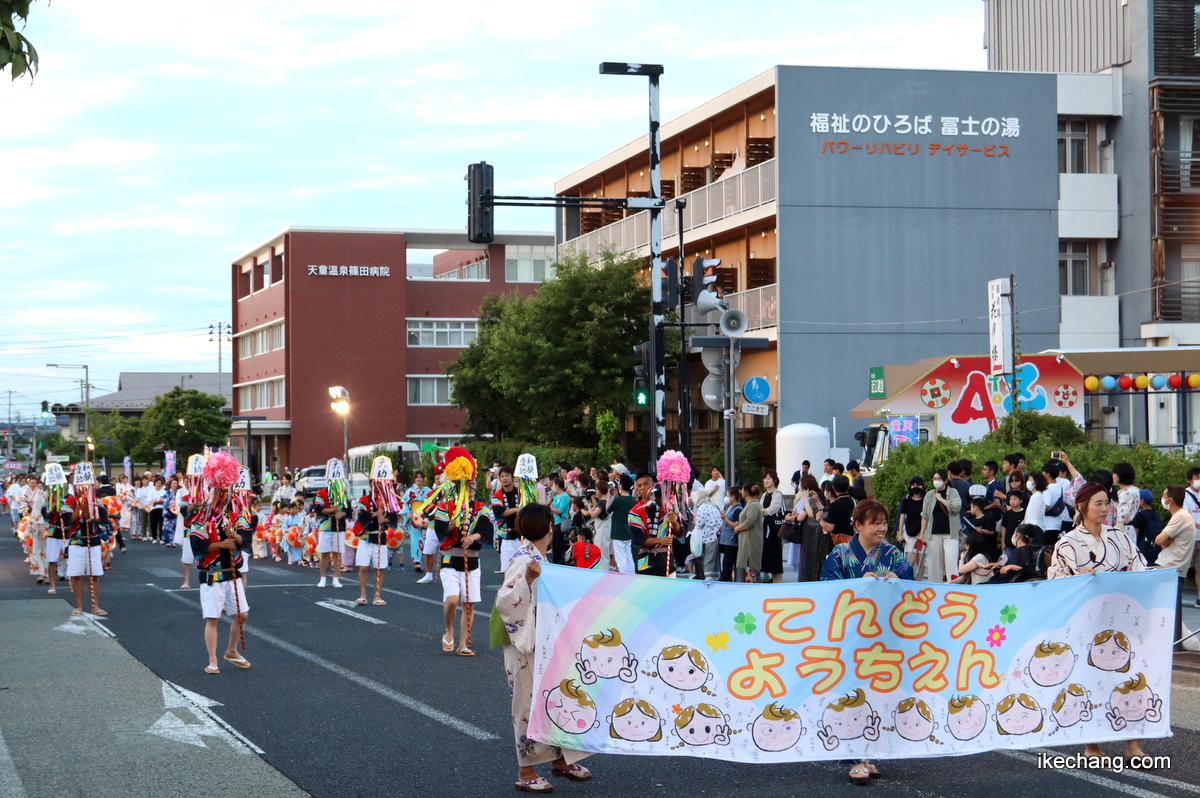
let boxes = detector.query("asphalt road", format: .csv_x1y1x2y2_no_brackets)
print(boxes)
3,515,1200,798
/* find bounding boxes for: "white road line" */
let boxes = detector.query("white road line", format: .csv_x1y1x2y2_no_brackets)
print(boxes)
315,600,387,624
1172,684,1200,692
153,586,498,741
0,727,27,798
157,584,315,592
380,587,491,618
144,567,182,579
999,749,1174,798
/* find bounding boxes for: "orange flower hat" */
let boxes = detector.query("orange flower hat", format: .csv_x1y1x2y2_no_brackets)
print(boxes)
442,446,477,482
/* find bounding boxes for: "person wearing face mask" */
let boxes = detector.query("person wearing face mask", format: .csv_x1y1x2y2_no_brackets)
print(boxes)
918,469,960,583
896,477,926,577
1185,467,1200,607
1156,485,1196,646
1022,472,1050,543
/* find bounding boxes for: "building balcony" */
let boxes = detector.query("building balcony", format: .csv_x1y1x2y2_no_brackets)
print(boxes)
1157,278,1200,322
1059,295,1120,348
1058,173,1118,239
558,158,777,262
685,283,777,335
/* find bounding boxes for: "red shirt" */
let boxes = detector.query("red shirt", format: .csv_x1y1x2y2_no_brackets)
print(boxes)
571,540,601,569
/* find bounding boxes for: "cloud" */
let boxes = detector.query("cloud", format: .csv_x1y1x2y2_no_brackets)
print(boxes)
353,174,428,189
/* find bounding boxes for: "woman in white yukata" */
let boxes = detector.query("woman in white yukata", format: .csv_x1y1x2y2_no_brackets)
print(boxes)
497,502,593,793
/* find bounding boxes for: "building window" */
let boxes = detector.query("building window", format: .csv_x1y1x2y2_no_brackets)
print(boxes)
504,244,556,282
1059,240,1089,296
406,320,478,347
237,321,285,360
272,378,285,407
238,386,252,411
407,376,454,405
238,336,252,360
463,259,488,279
1057,120,1087,174
255,382,270,409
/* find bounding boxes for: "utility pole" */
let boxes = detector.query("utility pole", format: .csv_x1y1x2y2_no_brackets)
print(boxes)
211,322,231,378
4,389,12,462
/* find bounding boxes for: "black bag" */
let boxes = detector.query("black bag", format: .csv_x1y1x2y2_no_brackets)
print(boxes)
782,498,819,545
799,523,833,582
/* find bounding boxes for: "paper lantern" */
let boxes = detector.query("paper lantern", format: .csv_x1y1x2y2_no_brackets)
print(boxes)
1151,375,1166,390
1101,375,1117,391
1169,374,1184,389
1134,375,1149,390
1189,374,1200,389
1117,375,1133,390
1084,375,1100,392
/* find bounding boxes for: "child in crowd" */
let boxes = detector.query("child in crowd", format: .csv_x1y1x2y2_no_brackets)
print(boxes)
1001,491,1026,561
250,499,268,559
957,532,995,584
268,502,285,561
284,501,304,565
1129,488,1163,566
301,503,319,567
568,527,601,569
993,524,1039,583
963,498,1000,560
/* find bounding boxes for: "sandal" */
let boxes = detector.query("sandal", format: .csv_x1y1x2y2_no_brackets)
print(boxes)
442,635,455,652
457,647,476,657
47,588,56,595
551,763,591,781
849,762,871,785
180,584,190,590
515,776,553,793
70,609,83,617
355,598,368,605
864,761,880,778
205,666,220,674
91,609,107,616
372,598,387,606
223,653,251,669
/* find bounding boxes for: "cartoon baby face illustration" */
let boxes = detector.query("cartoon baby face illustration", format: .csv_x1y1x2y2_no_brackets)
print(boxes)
607,699,665,743
575,628,637,684
1025,641,1076,687
891,698,937,742
747,703,805,752
946,695,988,741
1087,630,1133,673
1106,673,1162,732
543,679,600,734
1051,684,1092,728
672,703,731,747
994,694,1045,735
818,688,880,751
652,645,714,692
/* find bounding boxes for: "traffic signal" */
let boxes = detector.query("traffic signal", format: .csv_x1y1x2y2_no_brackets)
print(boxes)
664,257,679,310
691,256,726,314
40,401,49,419
632,341,651,381
634,378,649,406
466,162,494,244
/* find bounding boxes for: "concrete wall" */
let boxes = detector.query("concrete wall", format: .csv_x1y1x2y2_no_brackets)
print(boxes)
774,66,1061,440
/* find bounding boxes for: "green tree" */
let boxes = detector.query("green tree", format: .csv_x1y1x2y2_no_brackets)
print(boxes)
2,1,40,80
448,249,650,447
138,388,231,463
38,431,80,461
84,409,143,460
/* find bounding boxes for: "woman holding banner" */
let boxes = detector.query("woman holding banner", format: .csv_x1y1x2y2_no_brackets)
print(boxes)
821,499,914,783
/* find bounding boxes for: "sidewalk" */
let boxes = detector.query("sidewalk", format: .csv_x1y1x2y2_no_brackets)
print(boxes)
0,599,309,798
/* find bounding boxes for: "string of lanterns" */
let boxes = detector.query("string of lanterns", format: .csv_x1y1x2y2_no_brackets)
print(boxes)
1083,373,1200,392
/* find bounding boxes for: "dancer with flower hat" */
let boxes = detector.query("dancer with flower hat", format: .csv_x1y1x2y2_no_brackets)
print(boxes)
433,446,494,656
354,455,400,606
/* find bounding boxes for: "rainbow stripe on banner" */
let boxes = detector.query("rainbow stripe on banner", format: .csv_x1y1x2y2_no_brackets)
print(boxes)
527,568,1176,762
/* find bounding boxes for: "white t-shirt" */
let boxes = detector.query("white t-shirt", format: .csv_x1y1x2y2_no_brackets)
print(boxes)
1184,488,1200,536
1024,489,1047,532
1157,510,1197,576
1040,482,1064,531
704,478,726,499
967,553,994,585
136,485,152,508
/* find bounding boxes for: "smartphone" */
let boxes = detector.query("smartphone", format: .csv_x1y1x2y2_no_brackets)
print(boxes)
1052,451,1064,460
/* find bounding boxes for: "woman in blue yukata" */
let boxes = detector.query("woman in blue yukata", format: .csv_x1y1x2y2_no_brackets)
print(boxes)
820,499,914,784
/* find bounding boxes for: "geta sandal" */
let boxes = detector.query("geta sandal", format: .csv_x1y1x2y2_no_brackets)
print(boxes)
355,597,368,605
457,647,476,657
223,654,251,669
205,666,220,674
515,776,553,793
442,635,455,652
551,763,591,781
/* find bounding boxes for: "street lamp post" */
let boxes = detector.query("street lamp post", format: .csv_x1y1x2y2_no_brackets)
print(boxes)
46,363,89,434
329,386,350,490
232,415,267,482
600,62,666,468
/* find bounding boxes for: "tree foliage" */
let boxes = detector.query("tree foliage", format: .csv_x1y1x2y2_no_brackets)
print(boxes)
2,1,40,81
138,388,231,461
84,409,143,461
448,249,650,447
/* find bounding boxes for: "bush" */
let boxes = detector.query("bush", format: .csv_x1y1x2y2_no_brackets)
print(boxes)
701,439,762,486
461,440,600,476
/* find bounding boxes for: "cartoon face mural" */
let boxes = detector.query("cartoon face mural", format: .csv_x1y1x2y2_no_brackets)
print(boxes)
1087,630,1133,673
1025,641,1077,687
818,689,881,751
747,703,805,752
672,704,731,747
891,698,937,742
1106,673,1162,732
1050,684,1093,728
946,695,989,741
607,699,665,743
652,645,714,692
543,679,600,734
994,694,1045,735
575,629,637,684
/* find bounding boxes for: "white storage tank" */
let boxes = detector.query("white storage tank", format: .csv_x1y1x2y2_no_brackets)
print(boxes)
776,423,831,496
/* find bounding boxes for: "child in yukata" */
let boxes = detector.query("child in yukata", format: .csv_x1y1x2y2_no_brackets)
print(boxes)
1025,641,1077,687
1050,684,1093,728
994,694,1045,735
607,698,666,743
1106,673,1163,731
946,695,988,741
575,628,637,684
543,679,601,734
649,645,715,693
1088,630,1134,673
671,704,731,748
890,698,940,743
817,688,881,750
747,703,805,752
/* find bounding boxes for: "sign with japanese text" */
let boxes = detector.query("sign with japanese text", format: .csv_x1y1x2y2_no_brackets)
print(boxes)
868,367,886,400
987,279,1012,377
305,264,392,278
528,568,1175,763
886,416,920,446
872,355,1083,441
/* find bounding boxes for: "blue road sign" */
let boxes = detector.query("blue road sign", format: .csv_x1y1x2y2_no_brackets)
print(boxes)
743,376,770,404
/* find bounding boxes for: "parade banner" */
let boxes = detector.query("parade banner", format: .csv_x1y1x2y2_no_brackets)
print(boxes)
164,451,176,477
528,568,1175,762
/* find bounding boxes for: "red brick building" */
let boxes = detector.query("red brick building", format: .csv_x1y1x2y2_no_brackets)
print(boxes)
230,227,554,474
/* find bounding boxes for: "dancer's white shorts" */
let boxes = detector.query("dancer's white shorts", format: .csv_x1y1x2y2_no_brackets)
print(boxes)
441,567,481,603
200,579,249,619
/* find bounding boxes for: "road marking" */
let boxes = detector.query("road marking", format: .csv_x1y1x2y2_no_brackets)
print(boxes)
315,599,387,624
153,586,498,741
144,567,181,579
0,726,28,798
999,749,1175,798
158,681,264,754
54,615,115,638
1172,684,1200,692
156,583,315,592
380,587,491,618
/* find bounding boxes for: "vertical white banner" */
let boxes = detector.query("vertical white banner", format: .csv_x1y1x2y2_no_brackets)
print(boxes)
987,278,1012,377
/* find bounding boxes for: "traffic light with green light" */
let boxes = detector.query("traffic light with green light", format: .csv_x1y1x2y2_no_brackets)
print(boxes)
40,401,49,419
634,378,649,406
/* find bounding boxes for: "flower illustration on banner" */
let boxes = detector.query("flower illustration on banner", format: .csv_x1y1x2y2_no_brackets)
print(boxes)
671,704,683,716
1000,605,1018,624
734,612,757,635
986,625,1007,647
705,631,730,652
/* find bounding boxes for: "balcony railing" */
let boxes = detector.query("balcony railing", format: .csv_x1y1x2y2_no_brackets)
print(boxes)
684,283,778,332
558,158,777,262
1155,150,1200,194
1158,278,1200,322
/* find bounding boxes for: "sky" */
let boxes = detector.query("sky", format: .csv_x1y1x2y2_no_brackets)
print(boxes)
0,0,985,420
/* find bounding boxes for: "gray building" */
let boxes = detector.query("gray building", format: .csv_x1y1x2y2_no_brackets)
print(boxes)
51,372,233,442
